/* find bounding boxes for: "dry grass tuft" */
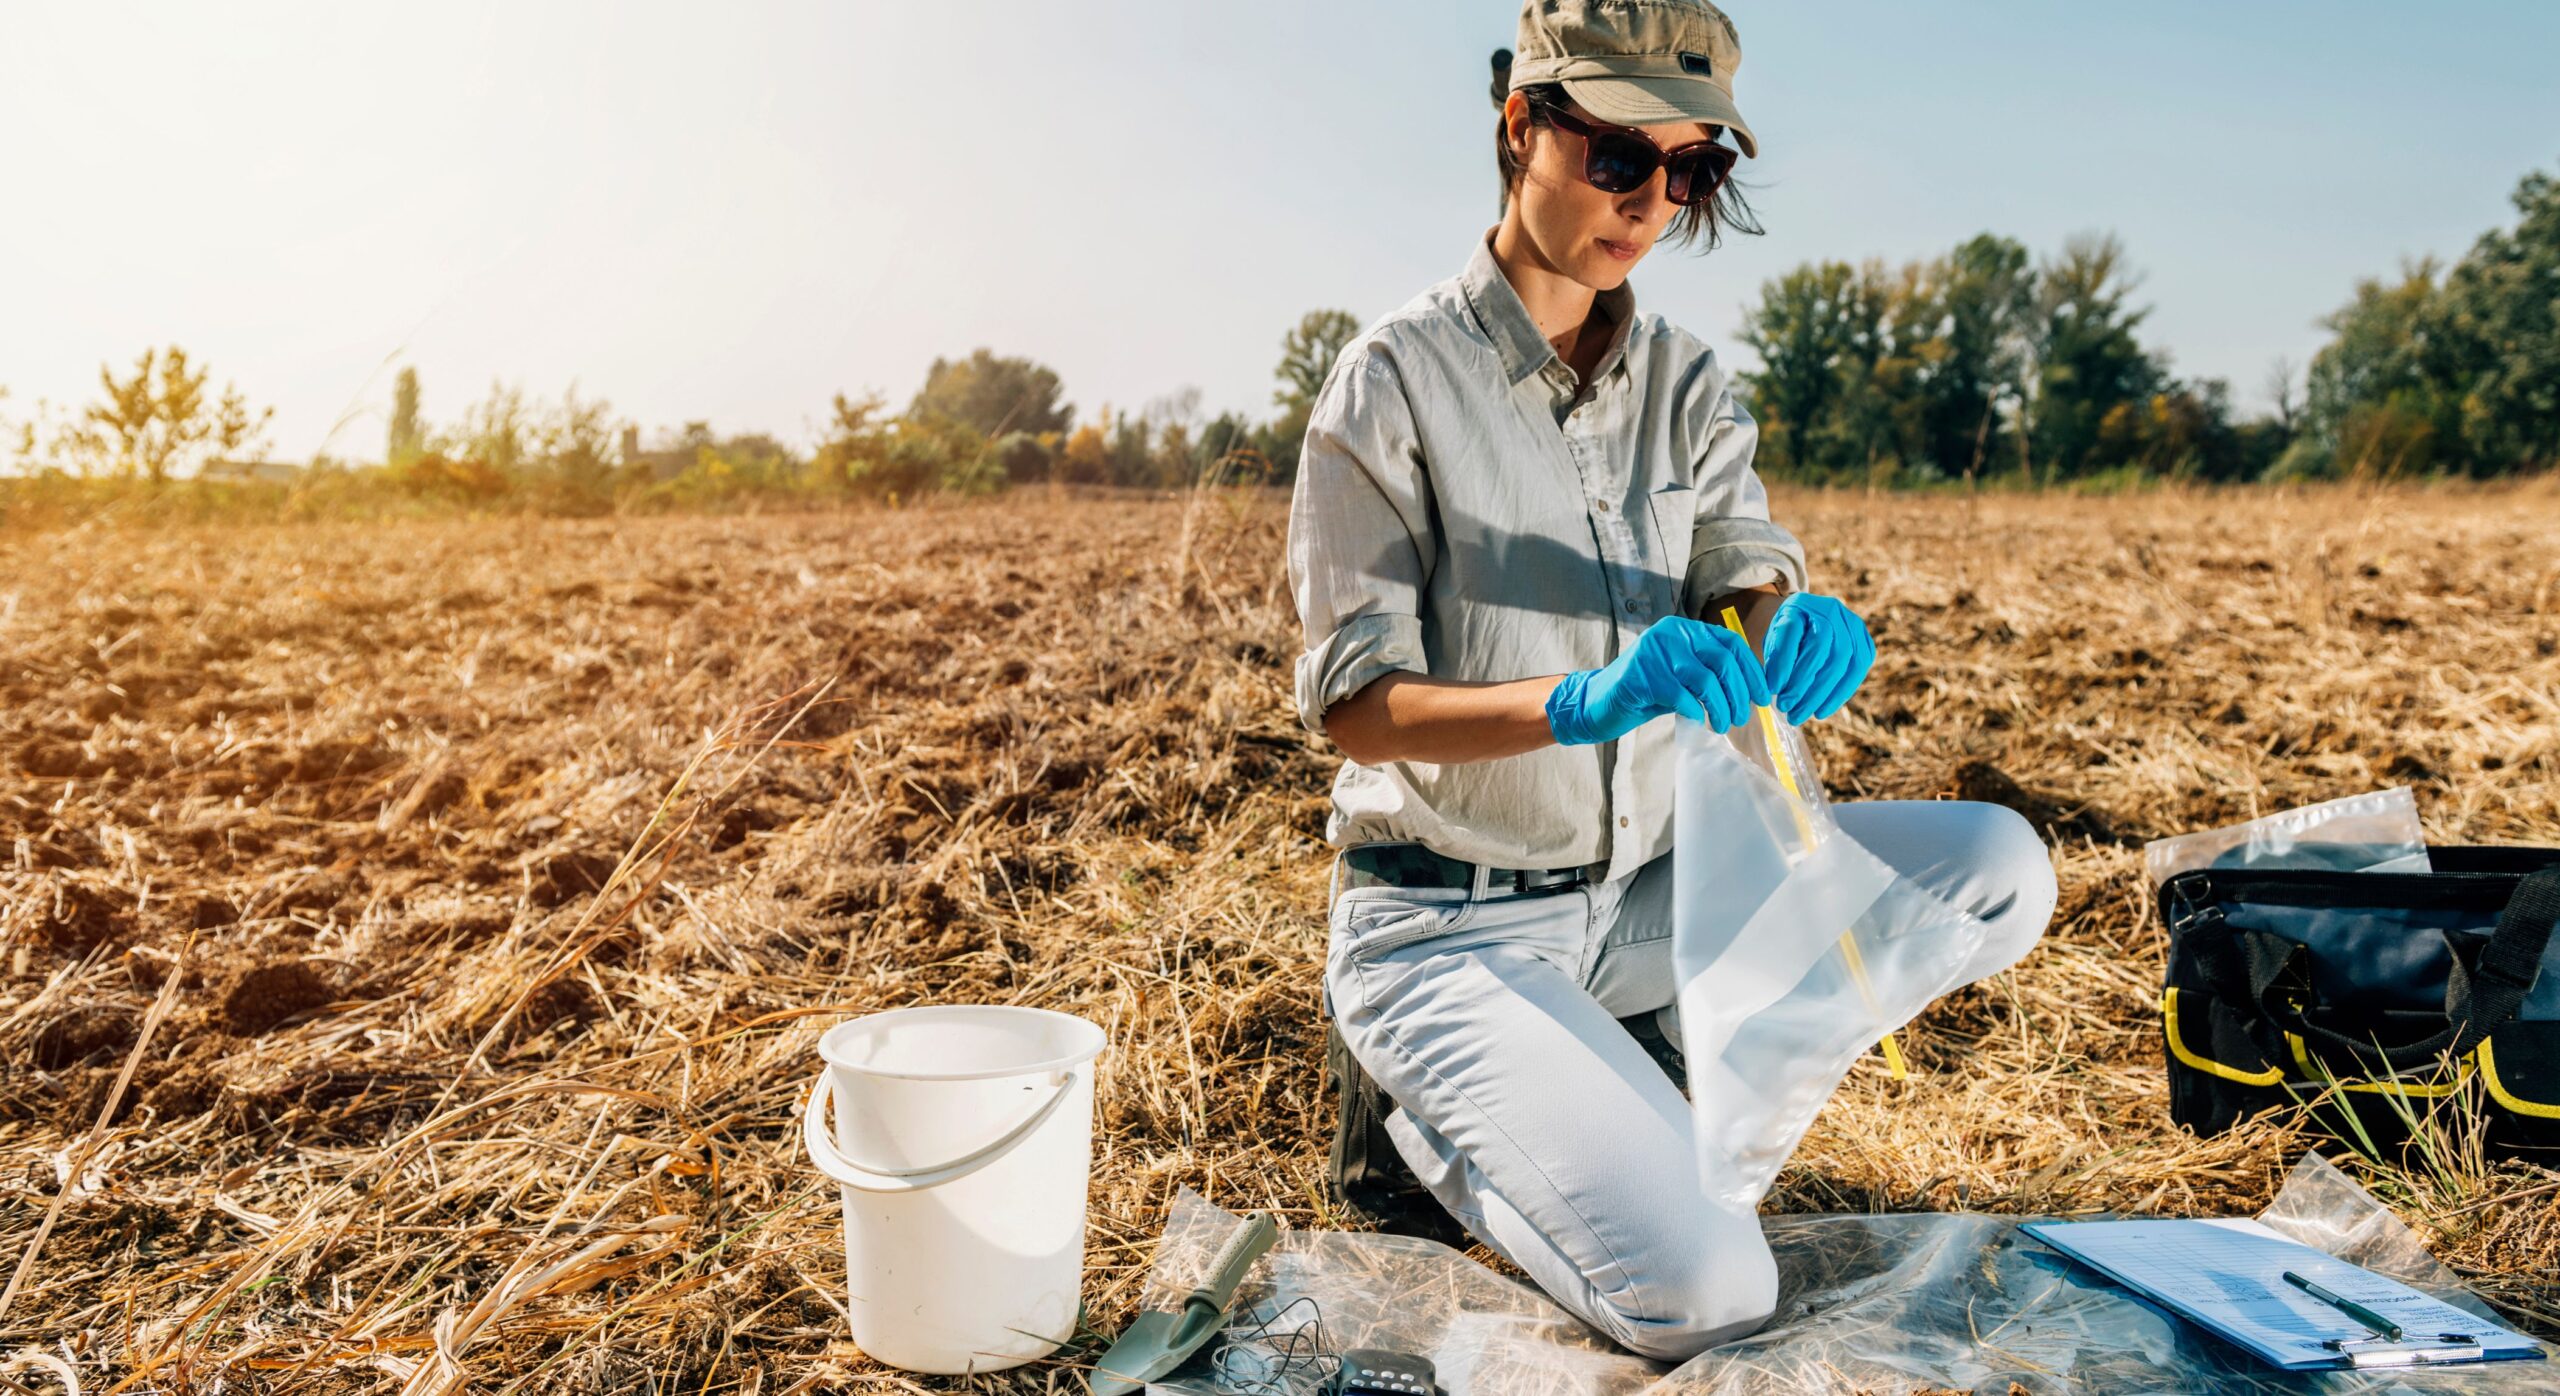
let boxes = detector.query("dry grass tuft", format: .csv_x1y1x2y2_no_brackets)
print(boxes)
1,478,2555,1389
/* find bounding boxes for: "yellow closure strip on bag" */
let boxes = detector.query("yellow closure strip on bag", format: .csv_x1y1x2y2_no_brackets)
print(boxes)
2159,988,2284,1086
2160,990,2560,1119
1722,605,1906,1080
2478,1037,2560,1119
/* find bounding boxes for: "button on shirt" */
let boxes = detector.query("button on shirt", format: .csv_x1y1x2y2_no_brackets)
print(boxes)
1286,224,1811,886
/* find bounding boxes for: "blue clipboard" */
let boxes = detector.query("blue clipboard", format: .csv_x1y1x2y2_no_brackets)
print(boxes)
2021,1219,2548,1371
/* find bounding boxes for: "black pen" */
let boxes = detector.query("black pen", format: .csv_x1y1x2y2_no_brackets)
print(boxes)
2283,1270,2402,1342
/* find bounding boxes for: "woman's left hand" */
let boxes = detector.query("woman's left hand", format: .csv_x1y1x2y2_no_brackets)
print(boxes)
1761,593,1874,724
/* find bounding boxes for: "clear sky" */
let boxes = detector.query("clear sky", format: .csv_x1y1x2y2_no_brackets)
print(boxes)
4,1,2556,463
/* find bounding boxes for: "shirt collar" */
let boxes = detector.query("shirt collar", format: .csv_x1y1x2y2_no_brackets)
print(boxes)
1459,224,1638,391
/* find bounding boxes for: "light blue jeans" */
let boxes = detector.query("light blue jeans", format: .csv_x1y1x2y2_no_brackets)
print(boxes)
1321,800,2059,1361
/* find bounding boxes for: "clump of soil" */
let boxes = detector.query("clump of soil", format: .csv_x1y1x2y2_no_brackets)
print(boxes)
31,1005,140,1070
514,976,604,1039
36,882,131,952
141,1060,225,1121
172,891,239,929
219,961,337,1036
528,849,620,907
1948,759,2125,844
711,802,781,851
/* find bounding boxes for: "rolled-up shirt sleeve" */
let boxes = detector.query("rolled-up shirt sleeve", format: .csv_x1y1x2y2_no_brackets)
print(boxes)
1286,343,1437,739
1683,365,1810,603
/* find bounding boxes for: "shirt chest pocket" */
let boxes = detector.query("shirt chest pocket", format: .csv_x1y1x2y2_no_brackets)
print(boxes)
1644,483,1698,569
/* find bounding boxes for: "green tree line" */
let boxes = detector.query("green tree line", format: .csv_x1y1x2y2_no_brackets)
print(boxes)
2288,164,2560,480
1739,159,2559,486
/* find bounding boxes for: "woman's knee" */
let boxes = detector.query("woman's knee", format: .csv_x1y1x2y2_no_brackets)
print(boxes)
1598,1212,1779,1361
1969,803,2059,973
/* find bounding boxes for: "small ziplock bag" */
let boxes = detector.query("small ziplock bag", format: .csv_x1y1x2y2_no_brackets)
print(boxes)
1671,715,1996,1210
2143,787,2432,888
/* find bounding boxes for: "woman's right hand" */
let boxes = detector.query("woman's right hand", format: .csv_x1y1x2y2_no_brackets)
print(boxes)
1545,616,1773,746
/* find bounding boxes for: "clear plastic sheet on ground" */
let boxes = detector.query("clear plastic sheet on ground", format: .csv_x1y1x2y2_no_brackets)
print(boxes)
1669,714,1993,1211
2143,786,2434,887
1138,1152,2551,1395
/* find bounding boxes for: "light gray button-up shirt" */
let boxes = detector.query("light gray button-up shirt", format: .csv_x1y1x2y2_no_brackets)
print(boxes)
1286,224,1810,886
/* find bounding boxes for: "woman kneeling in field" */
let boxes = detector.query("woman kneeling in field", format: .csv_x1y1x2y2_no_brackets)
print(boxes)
1285,0,2060,1361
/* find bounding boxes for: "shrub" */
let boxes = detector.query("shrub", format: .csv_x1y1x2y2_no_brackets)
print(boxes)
390,453,514,503
994,430,1057,485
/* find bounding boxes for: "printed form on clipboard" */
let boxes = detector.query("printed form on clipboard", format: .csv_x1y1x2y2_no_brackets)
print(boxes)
2021,1217,2550,1372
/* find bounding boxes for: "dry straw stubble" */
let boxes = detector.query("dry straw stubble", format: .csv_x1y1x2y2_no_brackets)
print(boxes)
0,477,2555,1389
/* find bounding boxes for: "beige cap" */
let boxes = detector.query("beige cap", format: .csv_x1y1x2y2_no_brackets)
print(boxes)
1508,0,1757,159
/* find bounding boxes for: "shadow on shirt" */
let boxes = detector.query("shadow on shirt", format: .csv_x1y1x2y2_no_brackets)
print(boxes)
1355,523,1694,626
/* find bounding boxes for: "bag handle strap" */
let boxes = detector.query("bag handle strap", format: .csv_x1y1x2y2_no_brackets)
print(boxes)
2215,867,2560,1070
2242,934,2470,1069
2458,866,2560,1035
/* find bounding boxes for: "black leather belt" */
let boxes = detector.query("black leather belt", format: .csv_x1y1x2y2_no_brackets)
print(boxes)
1338,842,1602,898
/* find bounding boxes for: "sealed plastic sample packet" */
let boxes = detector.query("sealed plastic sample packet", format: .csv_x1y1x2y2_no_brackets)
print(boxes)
2143,785,2433,887
1669,714,1996,1210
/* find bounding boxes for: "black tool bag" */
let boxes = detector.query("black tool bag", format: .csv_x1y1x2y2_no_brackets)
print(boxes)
2157,847,2560,1161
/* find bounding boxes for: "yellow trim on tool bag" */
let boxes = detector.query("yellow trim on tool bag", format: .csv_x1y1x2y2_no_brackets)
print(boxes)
2283,1033,2471,1097
2477,1038,2560,1120
2161,988,2284,1086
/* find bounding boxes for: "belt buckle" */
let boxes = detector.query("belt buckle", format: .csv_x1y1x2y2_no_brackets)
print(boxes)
1513,865,1585,895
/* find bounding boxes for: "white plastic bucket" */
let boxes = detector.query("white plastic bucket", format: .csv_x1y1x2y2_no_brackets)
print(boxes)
800,1004,1106,1374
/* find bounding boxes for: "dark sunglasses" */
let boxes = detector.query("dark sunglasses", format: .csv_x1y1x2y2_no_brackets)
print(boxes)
1529,94,1738,207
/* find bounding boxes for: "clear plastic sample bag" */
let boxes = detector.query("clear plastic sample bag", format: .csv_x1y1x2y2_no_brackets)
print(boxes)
1670,714,1995,1210
2144,786,2433,887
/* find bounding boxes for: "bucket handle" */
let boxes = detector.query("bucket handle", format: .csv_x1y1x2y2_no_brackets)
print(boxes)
801,1067,1076,1194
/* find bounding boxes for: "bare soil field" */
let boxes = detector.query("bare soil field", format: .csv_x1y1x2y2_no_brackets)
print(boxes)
3,482,2557,1391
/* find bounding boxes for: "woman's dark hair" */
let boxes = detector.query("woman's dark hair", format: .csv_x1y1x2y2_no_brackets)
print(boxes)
1489,47,1762,253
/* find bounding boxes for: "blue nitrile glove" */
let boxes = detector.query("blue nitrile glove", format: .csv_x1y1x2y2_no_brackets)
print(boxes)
1546,616,1773,745
1761,592,1875,724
